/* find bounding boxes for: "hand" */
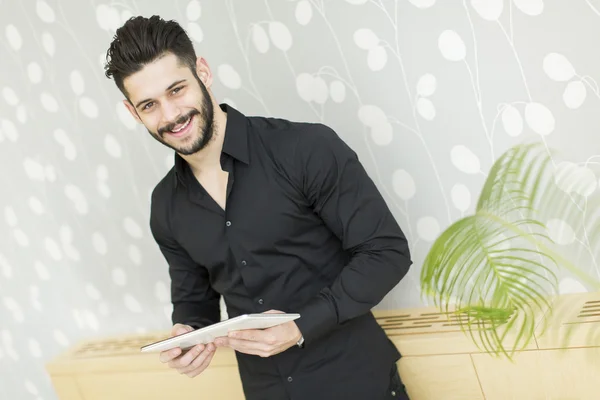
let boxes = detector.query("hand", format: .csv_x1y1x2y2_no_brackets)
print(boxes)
158,323,216,378
214,310,302,358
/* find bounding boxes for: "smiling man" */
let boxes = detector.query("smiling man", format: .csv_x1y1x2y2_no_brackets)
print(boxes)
105,15,412,400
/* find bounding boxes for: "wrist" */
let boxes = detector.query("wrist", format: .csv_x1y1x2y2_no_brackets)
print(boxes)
293,323,304,348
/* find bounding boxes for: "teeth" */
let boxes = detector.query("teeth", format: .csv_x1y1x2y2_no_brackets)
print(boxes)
171,117,191,133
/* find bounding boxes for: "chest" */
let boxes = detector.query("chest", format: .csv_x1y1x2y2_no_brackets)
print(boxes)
171,161,324,268
194,169,229,211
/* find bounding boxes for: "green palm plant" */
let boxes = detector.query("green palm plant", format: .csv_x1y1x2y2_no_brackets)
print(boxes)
420,142,600,359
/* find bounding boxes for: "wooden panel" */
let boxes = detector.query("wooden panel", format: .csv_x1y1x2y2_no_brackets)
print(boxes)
375,305,542,356
75,366,244,400
472,347,600,400
398,355,484,400
535,292,600,350
50,376,84,400
46,332,243,400
46,333,238,376
46,294,599,400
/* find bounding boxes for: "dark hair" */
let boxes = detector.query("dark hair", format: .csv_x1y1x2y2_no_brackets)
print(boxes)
104,15,197,97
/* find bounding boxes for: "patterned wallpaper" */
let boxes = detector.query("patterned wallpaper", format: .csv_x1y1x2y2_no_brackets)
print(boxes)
1,0,599,399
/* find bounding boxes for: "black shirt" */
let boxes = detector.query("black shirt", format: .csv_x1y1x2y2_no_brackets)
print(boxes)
150,104,412,399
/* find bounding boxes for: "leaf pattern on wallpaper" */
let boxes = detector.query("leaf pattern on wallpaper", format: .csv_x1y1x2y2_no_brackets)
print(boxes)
0,0,599,398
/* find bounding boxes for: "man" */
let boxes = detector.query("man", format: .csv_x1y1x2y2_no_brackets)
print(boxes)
105,15,412,400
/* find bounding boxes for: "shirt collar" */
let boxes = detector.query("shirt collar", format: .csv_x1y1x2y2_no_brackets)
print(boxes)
220,103,250,165
173,103,250,187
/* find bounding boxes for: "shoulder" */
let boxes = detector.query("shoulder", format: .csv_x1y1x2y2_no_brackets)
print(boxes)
149,167,176,229
151,167,176,203
246,115,347,159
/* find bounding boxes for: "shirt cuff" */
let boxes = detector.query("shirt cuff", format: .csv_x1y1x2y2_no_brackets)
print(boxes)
294,292,338,345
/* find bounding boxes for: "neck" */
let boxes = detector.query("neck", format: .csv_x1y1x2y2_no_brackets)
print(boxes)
180,102,227,174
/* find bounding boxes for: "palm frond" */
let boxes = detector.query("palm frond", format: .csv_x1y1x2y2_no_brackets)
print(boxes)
421,142,600,359
421,210,558,357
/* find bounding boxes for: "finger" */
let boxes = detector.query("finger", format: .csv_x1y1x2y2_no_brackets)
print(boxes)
159,347,182,363
186,348,216,378
228,344,273,358
169,344,205,369
263,310,284,314
225,338,273,355
180,343,215,374
178,343,206,367
229,329,275,343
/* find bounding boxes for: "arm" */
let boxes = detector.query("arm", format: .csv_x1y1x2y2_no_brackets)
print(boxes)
293,124,412,344
149,191,220,329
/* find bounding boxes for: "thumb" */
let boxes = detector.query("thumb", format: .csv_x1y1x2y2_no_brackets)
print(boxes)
172,323,194,337
263,309,284,314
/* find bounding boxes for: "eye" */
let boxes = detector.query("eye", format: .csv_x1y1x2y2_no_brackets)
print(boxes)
143,102,154,111
172,86,184,95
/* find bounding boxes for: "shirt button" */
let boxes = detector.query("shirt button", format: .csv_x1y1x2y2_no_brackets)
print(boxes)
287,376,293,383
258,298,264,305
241,260,247,266
225,221,232,227
391,391,396,396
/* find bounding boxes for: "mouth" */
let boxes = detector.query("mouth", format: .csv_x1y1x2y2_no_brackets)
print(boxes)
167,115,194,138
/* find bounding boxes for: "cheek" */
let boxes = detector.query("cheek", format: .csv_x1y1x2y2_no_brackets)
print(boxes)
144,114,160,130
138,115,160,134
187,90,205,106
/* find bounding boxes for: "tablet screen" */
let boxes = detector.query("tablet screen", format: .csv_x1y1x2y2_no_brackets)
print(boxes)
140,313,300,353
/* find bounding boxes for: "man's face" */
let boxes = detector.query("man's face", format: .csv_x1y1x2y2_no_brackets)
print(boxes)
122,52,214,155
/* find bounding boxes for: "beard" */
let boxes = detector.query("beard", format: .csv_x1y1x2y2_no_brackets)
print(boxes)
148,76,215,156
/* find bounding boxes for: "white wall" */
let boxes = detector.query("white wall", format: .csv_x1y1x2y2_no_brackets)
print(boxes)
1,1,599,399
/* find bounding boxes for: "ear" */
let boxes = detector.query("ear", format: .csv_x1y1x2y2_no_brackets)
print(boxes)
123,99,143,124
195,57,213,88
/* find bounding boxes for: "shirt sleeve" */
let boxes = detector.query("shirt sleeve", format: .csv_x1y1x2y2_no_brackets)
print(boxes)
292,124,412,345
150,189,221,329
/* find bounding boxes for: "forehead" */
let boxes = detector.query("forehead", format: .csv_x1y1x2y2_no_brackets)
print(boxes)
123,53,192,102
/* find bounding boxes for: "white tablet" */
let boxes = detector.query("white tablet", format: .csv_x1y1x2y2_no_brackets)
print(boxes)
140,313,300,353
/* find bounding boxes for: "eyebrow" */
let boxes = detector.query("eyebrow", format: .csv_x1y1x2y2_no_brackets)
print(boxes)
135,79,187,109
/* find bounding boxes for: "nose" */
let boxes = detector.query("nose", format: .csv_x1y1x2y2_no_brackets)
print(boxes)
160,101,181,124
